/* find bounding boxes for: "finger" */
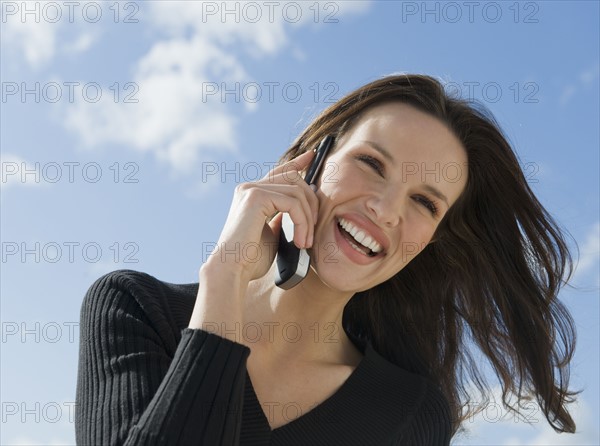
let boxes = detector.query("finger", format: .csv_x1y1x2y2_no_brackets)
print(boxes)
264,150,315,183
267,211,283,235
239,181,313,248
265,190,313,249
254,181,319,232
259,173,319,218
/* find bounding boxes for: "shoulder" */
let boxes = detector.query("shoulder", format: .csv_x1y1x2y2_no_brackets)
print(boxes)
80,269,198,346
404,378,452,444
84,268,158,296
362,343,452,445
82,269,172,315
84,268,197,295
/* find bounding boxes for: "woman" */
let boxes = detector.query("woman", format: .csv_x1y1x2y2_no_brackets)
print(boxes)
75,74,579,445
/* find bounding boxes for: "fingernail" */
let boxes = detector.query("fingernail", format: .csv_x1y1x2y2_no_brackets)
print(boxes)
310,184,317,192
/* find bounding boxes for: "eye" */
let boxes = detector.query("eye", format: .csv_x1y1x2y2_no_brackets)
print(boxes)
355,154,384,176
355,153,440,217
414,195,439,216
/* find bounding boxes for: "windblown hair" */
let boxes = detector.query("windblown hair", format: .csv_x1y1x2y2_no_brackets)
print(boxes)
277,74,579,436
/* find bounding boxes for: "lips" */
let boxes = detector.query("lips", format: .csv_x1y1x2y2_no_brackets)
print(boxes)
335,213,389,254
337,217,383,255
331,213,389,264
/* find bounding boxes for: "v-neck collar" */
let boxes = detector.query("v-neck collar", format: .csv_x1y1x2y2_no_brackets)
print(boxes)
242,340,376,437
239,340,440,445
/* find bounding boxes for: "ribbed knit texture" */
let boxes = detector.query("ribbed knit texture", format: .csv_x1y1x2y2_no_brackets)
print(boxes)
75,269,451,445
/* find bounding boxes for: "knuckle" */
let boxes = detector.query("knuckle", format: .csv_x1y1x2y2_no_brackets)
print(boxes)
235,182,249,193
243,186,262,202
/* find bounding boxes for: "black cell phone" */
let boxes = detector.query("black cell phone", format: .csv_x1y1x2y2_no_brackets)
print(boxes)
274,135,335,289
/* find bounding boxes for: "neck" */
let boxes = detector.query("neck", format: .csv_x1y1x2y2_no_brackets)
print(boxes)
242,261,361,366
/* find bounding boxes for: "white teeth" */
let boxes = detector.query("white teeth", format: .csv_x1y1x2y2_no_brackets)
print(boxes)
347,238,368,255
338,217,383,253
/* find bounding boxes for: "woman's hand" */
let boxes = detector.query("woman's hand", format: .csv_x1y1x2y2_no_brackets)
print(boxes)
203,149,320,283
189,150,320,337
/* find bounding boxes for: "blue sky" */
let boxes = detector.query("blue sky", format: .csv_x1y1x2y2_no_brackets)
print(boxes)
1,1,598,444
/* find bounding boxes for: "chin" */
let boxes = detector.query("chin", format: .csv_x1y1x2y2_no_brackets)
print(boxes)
306,260,369,294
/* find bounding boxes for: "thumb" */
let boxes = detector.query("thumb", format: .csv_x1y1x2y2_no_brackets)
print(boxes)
267,211,283,236
268,149,315,180
289,149,316,170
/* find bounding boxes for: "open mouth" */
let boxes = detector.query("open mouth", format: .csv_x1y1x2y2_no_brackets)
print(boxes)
335,217,383,258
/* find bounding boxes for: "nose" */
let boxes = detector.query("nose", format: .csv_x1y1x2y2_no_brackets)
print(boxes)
365,188,403,227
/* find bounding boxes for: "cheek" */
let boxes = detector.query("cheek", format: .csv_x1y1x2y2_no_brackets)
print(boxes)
402,229,436,256
318,160,342,191
402,226,435,263
320,160,367,197
385,223,434,267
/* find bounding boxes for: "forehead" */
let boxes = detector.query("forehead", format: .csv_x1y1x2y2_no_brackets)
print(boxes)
341,102,464,154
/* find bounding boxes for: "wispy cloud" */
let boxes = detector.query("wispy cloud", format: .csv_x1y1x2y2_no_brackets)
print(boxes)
580,63,600,85
63,36,242,175
61,2,371,176
572,221,600,283
1,17,61,69
559,85,577,106
63,31,98,55
559,61,600,106
0,153,47,190
453,385,599,445
2,12,99,69
506,396,599,445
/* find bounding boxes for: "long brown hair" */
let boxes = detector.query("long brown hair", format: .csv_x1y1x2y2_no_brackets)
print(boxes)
277,74,579,436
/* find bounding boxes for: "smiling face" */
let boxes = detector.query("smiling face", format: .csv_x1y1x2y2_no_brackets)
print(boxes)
309,102,468,292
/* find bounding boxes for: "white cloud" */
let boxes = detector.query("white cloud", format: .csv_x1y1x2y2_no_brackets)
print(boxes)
579,62,600,86
64,36,242,174
572,221,600,281
64,31,97,54
145,1,372,52
1,16,60,69
1,11,98,69
0,153,47,190
510,397,599,445
62,1,371,176
145,1,289,55
0,0,374,73
559,85,576,106
560,62,600,106
452,385,599,445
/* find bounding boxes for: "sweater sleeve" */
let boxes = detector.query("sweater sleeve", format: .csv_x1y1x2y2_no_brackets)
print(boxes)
75,270,251,446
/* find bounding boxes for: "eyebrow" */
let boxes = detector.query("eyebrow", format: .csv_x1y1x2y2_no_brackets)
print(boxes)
362,140,450,207
422,184,449,207
363,140,395,163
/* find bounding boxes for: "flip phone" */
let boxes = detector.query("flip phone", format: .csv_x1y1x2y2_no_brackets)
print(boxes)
274,135,335,289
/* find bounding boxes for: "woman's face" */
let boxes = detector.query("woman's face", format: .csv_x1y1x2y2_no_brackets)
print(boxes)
309,102,468,292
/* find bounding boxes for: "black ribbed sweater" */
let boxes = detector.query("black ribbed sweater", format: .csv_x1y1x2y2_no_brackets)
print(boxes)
75,269,452,445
